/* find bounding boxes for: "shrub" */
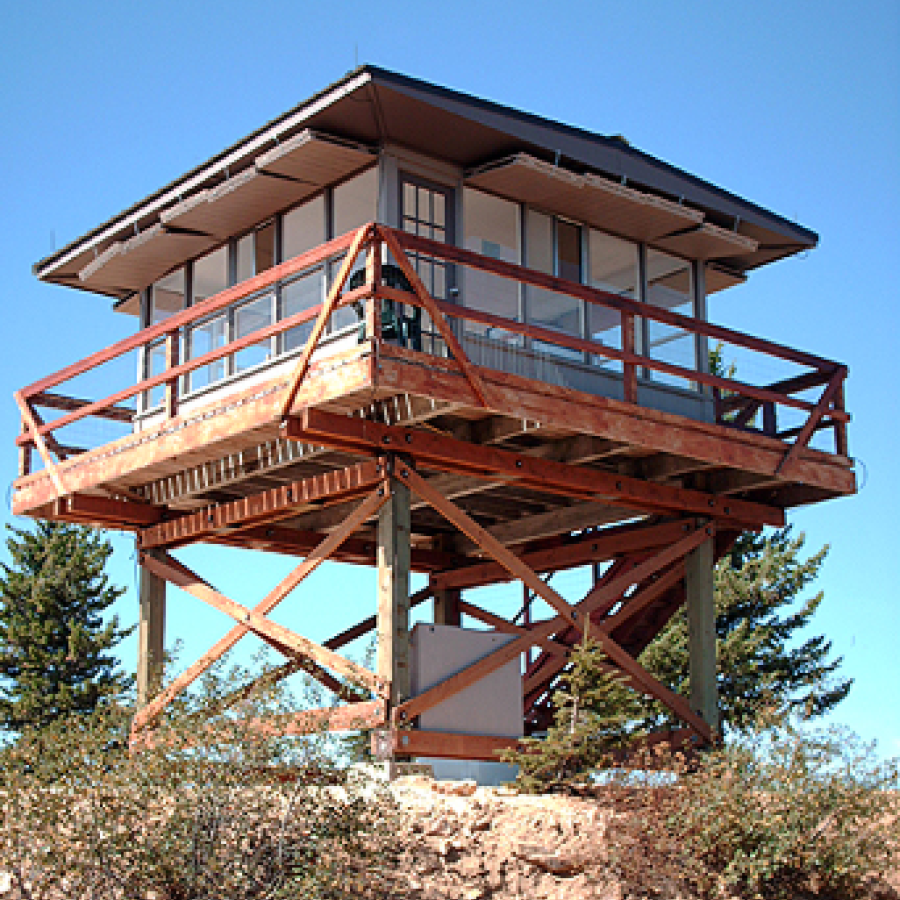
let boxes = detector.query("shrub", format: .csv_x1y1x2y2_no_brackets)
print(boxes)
608,718,900,899
0,655,400,899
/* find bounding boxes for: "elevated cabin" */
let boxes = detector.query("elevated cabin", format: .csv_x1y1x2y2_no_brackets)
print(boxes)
14,67,854,763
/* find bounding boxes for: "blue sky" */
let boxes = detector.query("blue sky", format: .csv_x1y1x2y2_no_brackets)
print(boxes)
0,1,897,753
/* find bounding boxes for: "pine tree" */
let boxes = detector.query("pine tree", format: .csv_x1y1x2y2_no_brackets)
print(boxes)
505,635,637,792
635,526,852,732
0,522,134,733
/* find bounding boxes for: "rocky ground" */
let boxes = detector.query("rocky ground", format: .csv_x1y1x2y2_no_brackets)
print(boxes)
378,776,900,900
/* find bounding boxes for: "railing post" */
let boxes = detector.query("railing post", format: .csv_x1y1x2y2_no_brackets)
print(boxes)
834,380,848,456
18,420,31,477
365,230,382,342
622,311,638,404
164,329,179,419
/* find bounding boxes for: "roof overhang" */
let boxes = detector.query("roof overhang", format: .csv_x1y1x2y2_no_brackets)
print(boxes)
34,66,817,304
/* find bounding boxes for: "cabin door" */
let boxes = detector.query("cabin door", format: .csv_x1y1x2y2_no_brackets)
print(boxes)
399,174,456,354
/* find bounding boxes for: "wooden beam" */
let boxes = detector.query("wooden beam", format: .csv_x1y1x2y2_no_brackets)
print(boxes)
473,501,633,549
776,365,847,476
381,729,521,761
377,473,412,707
394,525,714,742
371,345,855,496
140,552,382,697
378,225,489,407
139,459,384,550
430,518,686,591
137,551,166,709
686,533,719,732
14,391,65,495
280,224,373,419
50,493,163,529
31,390,134,423
396,465,582,631
132,487,389,731
289,408,784,527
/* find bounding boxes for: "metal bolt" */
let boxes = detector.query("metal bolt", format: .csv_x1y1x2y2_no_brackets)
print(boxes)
724,506,731,515
616,481,622,490
515,459,523,468
382,435,391,444
405,433,412,444
708,498,715,507
402,469,409,477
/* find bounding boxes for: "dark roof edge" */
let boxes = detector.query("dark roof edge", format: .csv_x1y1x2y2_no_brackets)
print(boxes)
35,64,818,278
33,67,376,278
364,65,818,249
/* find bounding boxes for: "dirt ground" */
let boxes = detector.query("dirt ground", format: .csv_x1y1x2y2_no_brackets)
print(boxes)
377,777,900,900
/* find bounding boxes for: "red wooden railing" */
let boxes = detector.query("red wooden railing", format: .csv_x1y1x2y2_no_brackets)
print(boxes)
14,223,849,490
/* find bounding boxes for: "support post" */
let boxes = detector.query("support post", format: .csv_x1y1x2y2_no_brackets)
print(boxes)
137,548,166,708
433,587,461,626
686,529,719,734
377,471,411,708
432,536,461,626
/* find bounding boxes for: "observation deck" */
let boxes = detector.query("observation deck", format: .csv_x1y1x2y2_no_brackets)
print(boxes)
13,66,855,757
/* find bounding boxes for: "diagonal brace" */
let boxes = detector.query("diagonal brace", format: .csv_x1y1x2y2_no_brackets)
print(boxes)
133,485,389,731
395,464,582,631
393,524,716,742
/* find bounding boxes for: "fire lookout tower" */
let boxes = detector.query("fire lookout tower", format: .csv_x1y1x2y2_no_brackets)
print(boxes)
13,67,854,762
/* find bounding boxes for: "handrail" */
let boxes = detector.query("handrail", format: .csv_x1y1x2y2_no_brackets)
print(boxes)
391,229,840,374
20,230,357,399
14,222,850,482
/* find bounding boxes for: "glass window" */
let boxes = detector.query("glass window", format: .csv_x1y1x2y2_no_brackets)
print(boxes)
281,268,323,353
331,168,377,332
462,188,521,343
234,294,273,371
526,211,582,360
283,196,326,261
255,220,276,274
646,249,695,389
192,245,228,305
189,314,228,391
150,268,185,324
236,233,255,284
333,167,378,236
588,230,638,371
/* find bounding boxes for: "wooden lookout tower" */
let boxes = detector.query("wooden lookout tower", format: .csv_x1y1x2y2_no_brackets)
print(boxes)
13,68,855,762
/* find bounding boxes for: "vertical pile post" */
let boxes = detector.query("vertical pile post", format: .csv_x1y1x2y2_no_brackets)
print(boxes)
686,527,719,733
137,548,167,708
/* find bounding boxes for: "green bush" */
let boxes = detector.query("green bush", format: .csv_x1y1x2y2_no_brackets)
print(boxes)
607,719,899,899
0,655,400,899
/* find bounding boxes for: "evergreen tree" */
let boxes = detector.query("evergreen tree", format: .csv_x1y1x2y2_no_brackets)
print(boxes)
0,522,134,733
505,635,637,792
635,526,852,732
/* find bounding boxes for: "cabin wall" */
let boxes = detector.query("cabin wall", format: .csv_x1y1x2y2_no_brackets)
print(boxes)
130,147,716,431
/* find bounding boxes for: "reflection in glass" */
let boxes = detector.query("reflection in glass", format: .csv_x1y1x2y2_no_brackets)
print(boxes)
189,315,227,390
282,269,323,352
234,294,273,371
588,230,638,371
193,245,228,305
646,249,695,389
150,269,185,324
527,211,581,361
283,196,325,261
462,188,520,345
